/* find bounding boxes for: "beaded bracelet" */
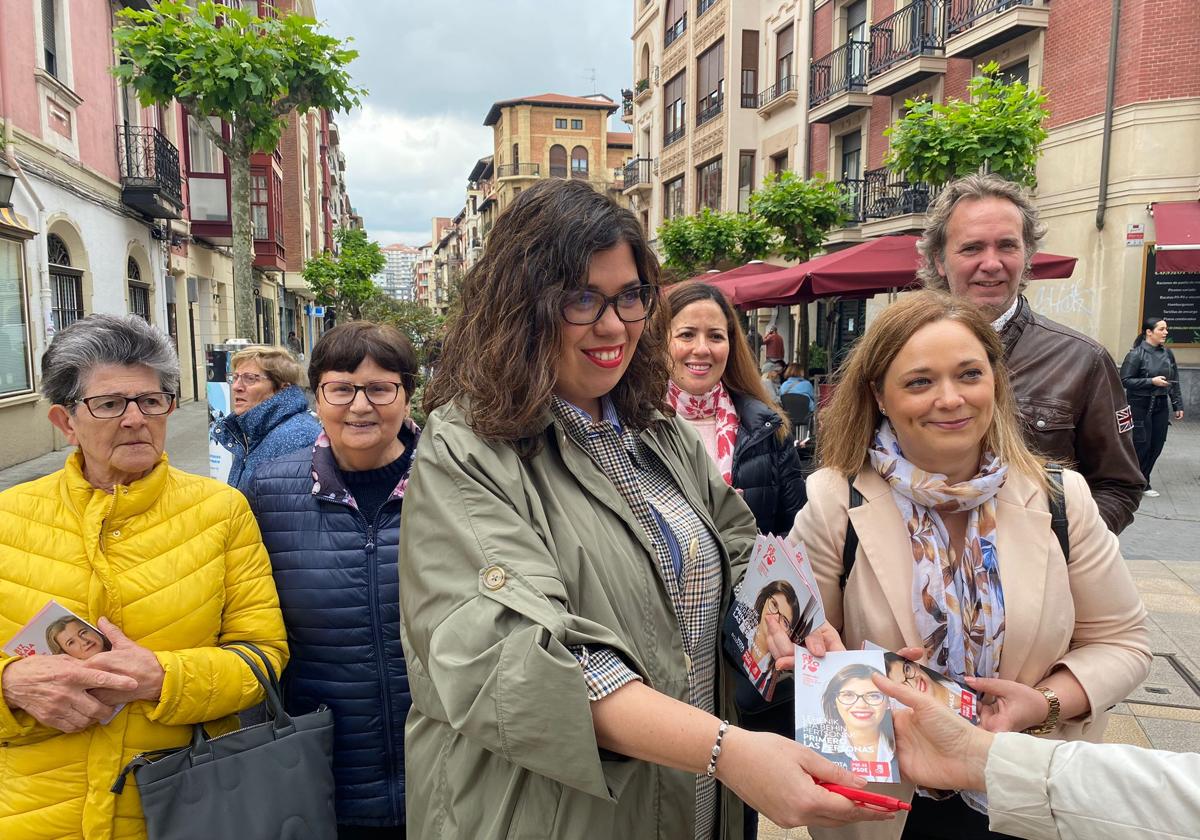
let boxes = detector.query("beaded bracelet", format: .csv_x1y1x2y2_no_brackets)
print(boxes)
705,720,730,778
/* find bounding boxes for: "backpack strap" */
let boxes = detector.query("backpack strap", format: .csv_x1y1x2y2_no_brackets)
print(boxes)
839,477,865,591
1044,462,1070,563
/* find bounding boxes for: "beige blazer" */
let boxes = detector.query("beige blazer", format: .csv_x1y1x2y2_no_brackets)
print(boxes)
791,466,1151,840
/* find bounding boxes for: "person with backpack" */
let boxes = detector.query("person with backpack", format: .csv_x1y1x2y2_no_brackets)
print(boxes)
788,292,1151,840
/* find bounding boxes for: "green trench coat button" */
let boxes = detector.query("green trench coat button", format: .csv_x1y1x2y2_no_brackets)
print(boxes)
483,565,506,590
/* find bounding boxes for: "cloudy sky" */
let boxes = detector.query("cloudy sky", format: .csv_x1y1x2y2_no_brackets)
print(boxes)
315,1,632,247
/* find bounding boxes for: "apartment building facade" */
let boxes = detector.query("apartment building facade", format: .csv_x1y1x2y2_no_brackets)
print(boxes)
484,93,634,217
0,0,355,467
807,0,1200,393
628,0,1200,396
379,243,420,302
624,0,811,241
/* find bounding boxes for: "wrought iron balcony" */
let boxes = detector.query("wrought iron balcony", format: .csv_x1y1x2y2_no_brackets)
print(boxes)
496,162,541,179
869,0,944,76
810,41,870,107
623,157,654,192
696,92,724,127
665,13,687,47
863,167,940,221
664,124,685,148
948,0,1034,37
838,178,867,226
697,0,717,16
757,75,798,110
116,125,183,219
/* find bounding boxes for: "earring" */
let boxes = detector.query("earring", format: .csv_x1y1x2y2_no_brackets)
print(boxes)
879,407,887,416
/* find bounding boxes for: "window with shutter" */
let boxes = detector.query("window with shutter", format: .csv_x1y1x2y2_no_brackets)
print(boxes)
42,0,58,78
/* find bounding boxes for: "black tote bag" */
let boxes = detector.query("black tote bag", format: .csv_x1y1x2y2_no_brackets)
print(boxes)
112,643,337,840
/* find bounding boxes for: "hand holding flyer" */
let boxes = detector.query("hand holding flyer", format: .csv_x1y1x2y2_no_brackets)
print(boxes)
724,534,826,700
794,649,901,784
2,601,113,660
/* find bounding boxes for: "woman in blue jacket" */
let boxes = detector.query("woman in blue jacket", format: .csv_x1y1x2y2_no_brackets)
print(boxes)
246,322,419,839
214,345,320,492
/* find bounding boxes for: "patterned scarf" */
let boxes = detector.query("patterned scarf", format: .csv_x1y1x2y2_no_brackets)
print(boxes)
868,420,1008,684
666,380,739,485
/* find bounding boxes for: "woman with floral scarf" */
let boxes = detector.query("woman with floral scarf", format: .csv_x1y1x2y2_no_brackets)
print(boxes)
665,282,808,840
790,291,1150,840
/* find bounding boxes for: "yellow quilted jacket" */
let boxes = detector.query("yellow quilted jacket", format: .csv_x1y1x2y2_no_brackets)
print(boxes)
0,452,288,840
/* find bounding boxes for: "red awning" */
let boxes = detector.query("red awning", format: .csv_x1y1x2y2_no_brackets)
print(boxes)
1153,201,1200,274
730,235,1078,309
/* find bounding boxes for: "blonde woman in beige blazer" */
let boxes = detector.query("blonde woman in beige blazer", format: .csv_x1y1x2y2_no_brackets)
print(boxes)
790,292,1150,840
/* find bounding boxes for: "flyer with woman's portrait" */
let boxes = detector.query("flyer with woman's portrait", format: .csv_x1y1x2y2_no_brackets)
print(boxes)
794,649,900,784
883,652,980,724
2,600,112,660
724,534,823,701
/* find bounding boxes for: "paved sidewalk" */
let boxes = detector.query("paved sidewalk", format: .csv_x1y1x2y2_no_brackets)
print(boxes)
2,407,1197,839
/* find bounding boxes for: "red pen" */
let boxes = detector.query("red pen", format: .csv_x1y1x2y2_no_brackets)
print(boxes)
817,782,912,812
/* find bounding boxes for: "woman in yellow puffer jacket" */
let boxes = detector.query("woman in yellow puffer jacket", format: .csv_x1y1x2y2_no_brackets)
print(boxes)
0,314,288,840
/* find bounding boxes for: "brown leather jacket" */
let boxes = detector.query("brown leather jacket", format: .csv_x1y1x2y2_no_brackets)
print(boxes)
1000,296,1144,533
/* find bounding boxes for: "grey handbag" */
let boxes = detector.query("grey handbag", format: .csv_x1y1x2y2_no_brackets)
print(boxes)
112,643,337,840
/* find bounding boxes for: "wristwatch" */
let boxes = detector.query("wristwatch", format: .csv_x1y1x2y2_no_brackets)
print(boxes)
1023,686,1060,735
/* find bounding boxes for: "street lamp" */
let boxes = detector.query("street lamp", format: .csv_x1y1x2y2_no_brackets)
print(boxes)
0,172,15,209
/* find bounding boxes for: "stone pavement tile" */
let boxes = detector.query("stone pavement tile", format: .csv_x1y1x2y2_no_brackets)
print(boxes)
1134,576,1199,596
758,821,811,839
1139,591,1200,614
1102,714,1153,748
1127,703,1200,723
1143,622,1183,654
1125,683,1200,708
1135,716,1200,752
1164,562,1200,584
1124,559,1175,576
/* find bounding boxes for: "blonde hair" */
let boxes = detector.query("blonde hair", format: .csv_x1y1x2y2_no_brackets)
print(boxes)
817,291,1050,490
231,346,305,390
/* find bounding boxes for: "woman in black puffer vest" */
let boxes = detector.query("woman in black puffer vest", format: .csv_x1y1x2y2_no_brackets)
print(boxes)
1120,316,1184,497
664,282,806,840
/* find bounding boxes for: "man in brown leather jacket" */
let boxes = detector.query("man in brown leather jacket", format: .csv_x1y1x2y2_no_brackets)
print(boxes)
919,174,1144,533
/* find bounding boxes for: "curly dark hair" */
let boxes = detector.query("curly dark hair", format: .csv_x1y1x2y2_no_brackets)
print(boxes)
424,178,669,457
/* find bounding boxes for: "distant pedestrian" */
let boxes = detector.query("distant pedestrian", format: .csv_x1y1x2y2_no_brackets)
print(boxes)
1120,317,1184,497
213,346,320,493
779,363,815,413
763,325,784,363
286,330,303,356
760,360,783,403
745,326,763,361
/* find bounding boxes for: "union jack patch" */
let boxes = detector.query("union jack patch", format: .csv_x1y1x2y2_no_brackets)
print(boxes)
1116,406,1134,434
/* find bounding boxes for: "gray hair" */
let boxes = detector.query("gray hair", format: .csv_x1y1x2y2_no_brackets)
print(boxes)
41,314,180,407
917,174,1047,292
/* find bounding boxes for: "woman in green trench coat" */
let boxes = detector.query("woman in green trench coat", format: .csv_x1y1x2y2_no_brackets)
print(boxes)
398,179,892,839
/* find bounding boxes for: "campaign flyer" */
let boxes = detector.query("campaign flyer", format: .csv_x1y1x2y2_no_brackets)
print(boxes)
882,652,980,724
795,649,900,784
2,600,111,659
724,535,824,701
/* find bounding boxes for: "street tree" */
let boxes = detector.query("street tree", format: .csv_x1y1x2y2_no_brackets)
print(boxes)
302,227,385,322
361,295,444,366
748,172,848,369
113,1,364,338
885,62,1049,187
657,208,774,280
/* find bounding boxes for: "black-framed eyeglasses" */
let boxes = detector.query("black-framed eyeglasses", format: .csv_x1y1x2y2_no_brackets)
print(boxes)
319,381,404,406
74,392,175,419
835,690,887,707
560,285,656,326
